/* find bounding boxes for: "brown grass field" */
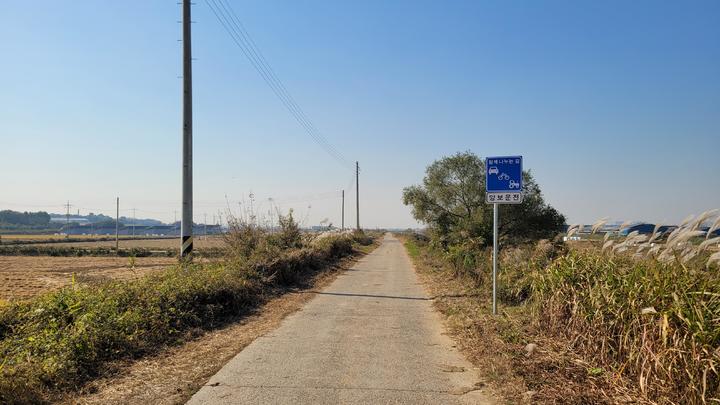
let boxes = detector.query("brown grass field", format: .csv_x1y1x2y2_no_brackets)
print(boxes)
0,256,178,302
1,236,225,249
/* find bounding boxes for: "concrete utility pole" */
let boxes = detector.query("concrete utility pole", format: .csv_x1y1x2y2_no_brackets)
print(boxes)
115,197,119,251
181,0,194,258
356,161,360,230
341,189,345,231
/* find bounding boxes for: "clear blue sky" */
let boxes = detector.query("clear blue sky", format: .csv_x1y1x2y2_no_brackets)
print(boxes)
1,1,718,228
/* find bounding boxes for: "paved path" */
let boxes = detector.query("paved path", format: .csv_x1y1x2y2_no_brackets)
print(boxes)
187,234,493,404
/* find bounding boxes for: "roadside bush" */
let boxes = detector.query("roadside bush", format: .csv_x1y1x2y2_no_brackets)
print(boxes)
497,239,565,305
446,236,486,280
351,229,373,246
270,210,302,249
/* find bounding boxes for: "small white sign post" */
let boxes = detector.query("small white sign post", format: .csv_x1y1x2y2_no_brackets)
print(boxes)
486,156,523,315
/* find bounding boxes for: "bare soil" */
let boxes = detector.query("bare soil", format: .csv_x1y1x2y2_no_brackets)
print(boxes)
7,237,225,250
0,256,177,301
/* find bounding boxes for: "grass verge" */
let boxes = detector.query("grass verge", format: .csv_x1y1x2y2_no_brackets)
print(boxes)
0,230,376,404
403,235,648,404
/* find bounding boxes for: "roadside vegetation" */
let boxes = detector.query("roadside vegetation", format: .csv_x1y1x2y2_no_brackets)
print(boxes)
0,212,375,404
403,152,719,404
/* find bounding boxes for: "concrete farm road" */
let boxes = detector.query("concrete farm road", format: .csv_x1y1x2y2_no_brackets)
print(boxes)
187,234,493,404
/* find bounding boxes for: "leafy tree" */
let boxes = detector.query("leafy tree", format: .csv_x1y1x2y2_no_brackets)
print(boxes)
402,151,565,249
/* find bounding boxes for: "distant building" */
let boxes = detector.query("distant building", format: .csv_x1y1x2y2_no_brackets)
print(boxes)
619,224,677,237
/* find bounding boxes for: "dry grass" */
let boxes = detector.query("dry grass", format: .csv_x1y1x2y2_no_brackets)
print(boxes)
404,235,641,404
403,215,720,404
0,224,375,404
59,254,368,405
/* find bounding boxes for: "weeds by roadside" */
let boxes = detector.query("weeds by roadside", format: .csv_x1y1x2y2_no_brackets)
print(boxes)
402,217,719,404
0,214,376,404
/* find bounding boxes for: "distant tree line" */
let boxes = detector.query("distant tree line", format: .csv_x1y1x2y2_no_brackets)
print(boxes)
0,210,51,226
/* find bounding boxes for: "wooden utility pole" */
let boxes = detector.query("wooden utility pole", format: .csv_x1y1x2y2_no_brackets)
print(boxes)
341,189,345,231
355,161,360,230
181,0,193,258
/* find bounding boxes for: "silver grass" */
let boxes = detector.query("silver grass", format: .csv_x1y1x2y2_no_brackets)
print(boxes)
689,209,717,231
708,251,720,267
618,220,632,233
682,249,698,263
602,240,614,252
591,217,610,234
699,237,720,251
566,224,580,238
680,214,695,228
647,244,662,256
666,227,683,245
649,224,662,243
707,215,720,239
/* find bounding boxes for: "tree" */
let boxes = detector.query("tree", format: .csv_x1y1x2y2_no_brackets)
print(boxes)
0,210,51,226
402,151,565,249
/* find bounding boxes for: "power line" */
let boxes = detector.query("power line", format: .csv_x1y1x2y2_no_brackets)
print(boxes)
215,0,351,168
203,0,353,170
215,0,348,164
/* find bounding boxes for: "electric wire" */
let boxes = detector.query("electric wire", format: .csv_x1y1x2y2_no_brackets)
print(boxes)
204,0,352,169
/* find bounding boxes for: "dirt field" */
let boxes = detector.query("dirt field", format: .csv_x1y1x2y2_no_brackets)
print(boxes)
0,235,97,241
0,256,177,302
3,236,226,250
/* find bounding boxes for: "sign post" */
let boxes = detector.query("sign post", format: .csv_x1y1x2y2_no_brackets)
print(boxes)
486,156,523,315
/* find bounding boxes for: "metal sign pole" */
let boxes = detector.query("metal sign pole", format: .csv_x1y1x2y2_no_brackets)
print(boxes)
492,202,498,315
486,155,523,316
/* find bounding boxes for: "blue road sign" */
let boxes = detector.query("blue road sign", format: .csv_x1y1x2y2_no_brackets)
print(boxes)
486,156,523,193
